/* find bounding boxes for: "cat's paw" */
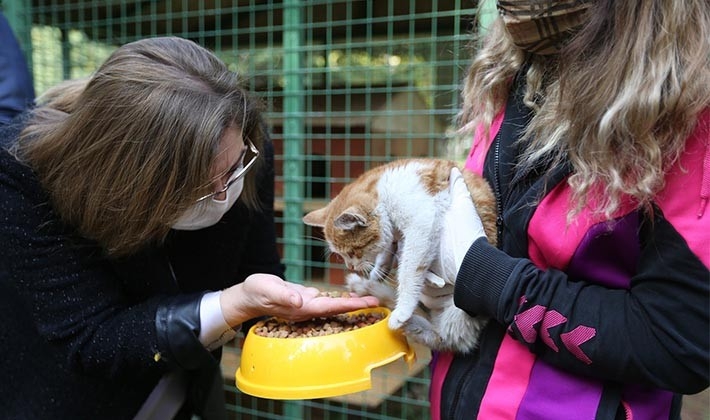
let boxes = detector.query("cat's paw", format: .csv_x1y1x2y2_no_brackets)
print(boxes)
402,314,442,349
345,273,370,296
346,272,396,309
388,308,410,330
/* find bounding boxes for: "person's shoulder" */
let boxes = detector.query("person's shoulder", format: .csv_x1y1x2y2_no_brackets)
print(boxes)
0,118,26,168
0,110,31,148
0,126,20,167
0,117,43,201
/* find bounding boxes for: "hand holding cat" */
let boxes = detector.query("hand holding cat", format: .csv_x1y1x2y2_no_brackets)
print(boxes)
423,167,487,309
440,167,487,279
420,272,455,310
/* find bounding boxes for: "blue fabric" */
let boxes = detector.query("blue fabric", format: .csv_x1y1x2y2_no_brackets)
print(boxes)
0,12,35,125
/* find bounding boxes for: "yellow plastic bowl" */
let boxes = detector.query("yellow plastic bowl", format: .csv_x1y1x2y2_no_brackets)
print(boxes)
235,307,416,400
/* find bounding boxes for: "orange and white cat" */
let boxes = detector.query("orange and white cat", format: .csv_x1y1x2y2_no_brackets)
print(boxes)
303,158,497,353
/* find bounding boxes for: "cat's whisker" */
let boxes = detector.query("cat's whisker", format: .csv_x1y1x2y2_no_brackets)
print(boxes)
356,262,373,276
302,234,326,243
376,270,398,287
300,234,335,263
373,243,398,257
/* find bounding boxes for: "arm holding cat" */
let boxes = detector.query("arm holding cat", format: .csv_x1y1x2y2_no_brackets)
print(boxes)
432,152,710,393
421,167,486,309
452,222,709,392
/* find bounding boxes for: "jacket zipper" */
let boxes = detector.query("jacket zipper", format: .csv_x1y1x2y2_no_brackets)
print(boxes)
492,131,505,246
447,131,505,419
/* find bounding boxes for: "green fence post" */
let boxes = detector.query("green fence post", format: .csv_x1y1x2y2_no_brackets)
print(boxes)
282,1,305,415
282,0,306,286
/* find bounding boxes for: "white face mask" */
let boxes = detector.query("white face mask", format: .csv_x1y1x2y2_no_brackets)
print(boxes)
172,177,244,231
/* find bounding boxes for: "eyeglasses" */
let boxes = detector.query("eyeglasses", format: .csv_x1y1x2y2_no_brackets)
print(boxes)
195,137,259,202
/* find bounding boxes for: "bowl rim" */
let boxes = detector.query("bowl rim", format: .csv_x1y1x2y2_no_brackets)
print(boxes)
235,306,416,400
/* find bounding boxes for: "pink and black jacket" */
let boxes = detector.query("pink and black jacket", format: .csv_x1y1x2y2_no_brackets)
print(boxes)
430,77,710,419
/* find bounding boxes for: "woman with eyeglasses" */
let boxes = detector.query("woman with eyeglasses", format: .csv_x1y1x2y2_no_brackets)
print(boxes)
0,36,378,419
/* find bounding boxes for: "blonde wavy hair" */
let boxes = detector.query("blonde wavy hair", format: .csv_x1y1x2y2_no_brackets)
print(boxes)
459,0,710,216
12,37,265,256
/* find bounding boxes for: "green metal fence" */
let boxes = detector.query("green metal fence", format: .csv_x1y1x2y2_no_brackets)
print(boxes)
3,1,483,418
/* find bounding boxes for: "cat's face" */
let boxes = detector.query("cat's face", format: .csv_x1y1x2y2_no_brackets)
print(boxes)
303,189,386,274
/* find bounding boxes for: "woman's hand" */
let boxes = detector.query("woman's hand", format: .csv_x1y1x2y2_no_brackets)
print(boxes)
422,167,486,312
219,273,380,327
430,167,487,284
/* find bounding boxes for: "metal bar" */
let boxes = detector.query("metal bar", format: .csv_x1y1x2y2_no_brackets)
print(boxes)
282,7,306,419
282,0,306,286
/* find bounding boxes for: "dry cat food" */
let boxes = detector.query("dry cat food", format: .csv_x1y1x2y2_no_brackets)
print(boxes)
254,311,385,338
316,290,352,298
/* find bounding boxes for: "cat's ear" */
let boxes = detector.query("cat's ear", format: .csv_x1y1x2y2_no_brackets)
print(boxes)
302,207,328,228
334,206,368,231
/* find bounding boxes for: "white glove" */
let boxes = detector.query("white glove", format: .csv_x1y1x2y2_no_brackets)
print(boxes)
421,168,485,312
420,271,455,310
434,167,487,284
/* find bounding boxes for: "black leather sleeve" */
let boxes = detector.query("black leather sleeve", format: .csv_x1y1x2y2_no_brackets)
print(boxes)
155,292,219,370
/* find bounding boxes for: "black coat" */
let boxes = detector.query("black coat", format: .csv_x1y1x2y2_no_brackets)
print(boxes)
0,121,284,419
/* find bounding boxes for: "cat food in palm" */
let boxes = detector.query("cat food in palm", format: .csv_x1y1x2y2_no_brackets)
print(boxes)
317,290,352,298
254,311,385,338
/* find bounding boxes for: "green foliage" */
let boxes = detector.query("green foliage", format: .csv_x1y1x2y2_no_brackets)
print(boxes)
33,27,434,100
31,25,114,95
